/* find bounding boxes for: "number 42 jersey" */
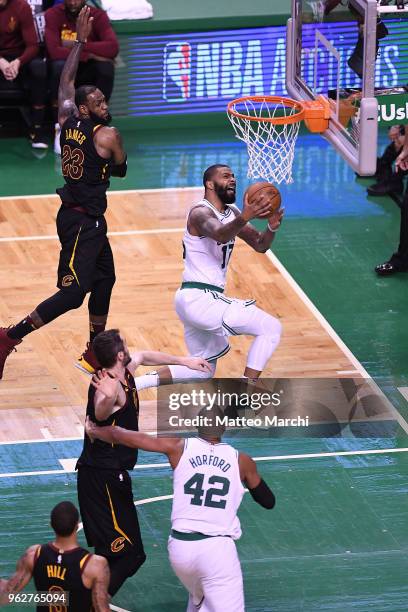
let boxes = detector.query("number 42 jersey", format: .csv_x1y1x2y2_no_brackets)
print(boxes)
57,116,113,217
171,437,245,539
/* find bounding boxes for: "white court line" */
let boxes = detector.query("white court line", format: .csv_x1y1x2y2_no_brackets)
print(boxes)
1,447,408,479
0,186,203,201
265,250,408,435
39,428,53,440
398,387,408,402
110,605,130,612
0,227,185,243
0,436,83,445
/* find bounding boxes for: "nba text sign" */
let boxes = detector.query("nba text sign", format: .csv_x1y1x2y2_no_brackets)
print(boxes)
112,20,408,117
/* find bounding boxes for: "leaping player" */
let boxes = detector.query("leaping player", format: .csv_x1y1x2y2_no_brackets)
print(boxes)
137,164,284,391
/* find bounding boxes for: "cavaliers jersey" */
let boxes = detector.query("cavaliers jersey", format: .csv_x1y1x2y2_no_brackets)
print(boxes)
33,543,92,612
78,369,139,471
57,116,113,217
182,199,237,290
171,437,245,539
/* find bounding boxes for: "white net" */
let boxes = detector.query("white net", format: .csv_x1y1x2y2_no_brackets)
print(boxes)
227,97,303,185
307,0,325,23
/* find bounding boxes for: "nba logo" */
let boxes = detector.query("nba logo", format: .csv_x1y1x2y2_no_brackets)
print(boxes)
163,42,191,102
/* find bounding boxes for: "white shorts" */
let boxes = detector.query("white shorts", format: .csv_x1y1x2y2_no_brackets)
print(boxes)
168,535,244,612
174,287,255,362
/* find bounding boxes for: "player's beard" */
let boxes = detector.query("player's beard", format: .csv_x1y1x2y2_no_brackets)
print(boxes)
123,351,132,367
89,110,112,126
214,183,236,205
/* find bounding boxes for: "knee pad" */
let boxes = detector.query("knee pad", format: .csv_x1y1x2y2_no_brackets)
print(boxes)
223,301,282,339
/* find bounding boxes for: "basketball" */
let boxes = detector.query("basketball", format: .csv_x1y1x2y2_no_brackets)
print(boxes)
245,182,281,218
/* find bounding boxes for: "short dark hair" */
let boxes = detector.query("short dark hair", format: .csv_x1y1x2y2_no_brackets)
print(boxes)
197,406,225,439
50,502,79,537
92,329,125,368
203,164,230,187
75,85,97,108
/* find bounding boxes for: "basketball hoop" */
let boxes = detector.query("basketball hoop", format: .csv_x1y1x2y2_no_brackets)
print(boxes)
227,95,330,185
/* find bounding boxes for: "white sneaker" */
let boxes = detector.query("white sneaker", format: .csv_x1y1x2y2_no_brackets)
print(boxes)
54,123,61,155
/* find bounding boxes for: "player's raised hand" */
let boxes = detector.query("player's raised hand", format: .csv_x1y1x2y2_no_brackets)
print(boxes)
242,192,273,222
76,5,94,43
182,356,212,373
268,207,284,231
91,369,118,399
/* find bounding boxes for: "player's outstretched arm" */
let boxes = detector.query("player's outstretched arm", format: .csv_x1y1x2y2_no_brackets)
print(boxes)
239,452,276,509
58,6,93,127
83,555,110,612
238,206,284,253
190,194,272,244
129,351,211,374
85,418,183,466
0,546,38,605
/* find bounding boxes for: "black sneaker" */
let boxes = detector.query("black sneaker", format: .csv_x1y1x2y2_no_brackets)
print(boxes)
367,182,403,196
30,128,48,150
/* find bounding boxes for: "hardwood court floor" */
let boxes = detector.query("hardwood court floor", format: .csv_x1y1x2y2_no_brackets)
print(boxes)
0,188,363,440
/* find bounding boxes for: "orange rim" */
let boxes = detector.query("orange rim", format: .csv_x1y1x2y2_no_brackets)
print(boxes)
227,96,306,125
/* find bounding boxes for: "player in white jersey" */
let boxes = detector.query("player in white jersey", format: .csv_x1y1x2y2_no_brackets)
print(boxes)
85,410,275,612
136,165,284,394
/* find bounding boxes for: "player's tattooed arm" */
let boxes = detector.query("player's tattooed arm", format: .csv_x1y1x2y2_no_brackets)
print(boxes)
91,371,120,421
0,546,38,604
58,7,93,127
189,206,247,243
238,207,284,253
88,556,110,612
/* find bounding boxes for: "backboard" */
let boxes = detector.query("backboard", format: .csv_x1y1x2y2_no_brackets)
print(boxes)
286,0,408,175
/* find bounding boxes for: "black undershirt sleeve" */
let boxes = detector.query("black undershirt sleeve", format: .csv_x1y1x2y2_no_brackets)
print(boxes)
248,479,276,509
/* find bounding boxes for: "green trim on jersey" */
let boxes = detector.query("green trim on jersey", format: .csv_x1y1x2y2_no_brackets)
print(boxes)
181,281,224,293
171,529,231,541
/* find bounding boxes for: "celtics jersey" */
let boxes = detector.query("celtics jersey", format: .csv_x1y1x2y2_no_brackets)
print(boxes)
171,438,245,539
182,199,237,290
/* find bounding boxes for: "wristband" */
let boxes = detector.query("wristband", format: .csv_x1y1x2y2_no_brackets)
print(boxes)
267,222,279,232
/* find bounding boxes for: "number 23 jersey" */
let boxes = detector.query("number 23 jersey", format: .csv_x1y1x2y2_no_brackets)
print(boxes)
182,199,237,290
57,116,113,217
171,437,245,539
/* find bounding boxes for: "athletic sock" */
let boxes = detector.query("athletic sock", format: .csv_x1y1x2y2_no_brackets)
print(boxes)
7,316,37,340
89,318,107,342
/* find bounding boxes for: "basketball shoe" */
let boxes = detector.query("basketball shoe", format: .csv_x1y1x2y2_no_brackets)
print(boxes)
76,342,101,375
0,328,22,379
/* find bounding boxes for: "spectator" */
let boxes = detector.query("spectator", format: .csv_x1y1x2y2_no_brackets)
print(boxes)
367,125,406,197
45,0,119,154
375,124,408,276
0,0,48,148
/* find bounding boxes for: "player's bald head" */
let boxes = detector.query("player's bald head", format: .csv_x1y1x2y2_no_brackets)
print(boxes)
203,164,231,187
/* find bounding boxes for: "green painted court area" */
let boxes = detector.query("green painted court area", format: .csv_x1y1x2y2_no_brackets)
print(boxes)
1,434,408,612
1,124,408,610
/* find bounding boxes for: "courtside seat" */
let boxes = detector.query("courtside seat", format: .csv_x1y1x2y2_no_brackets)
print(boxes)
0,80,31,128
